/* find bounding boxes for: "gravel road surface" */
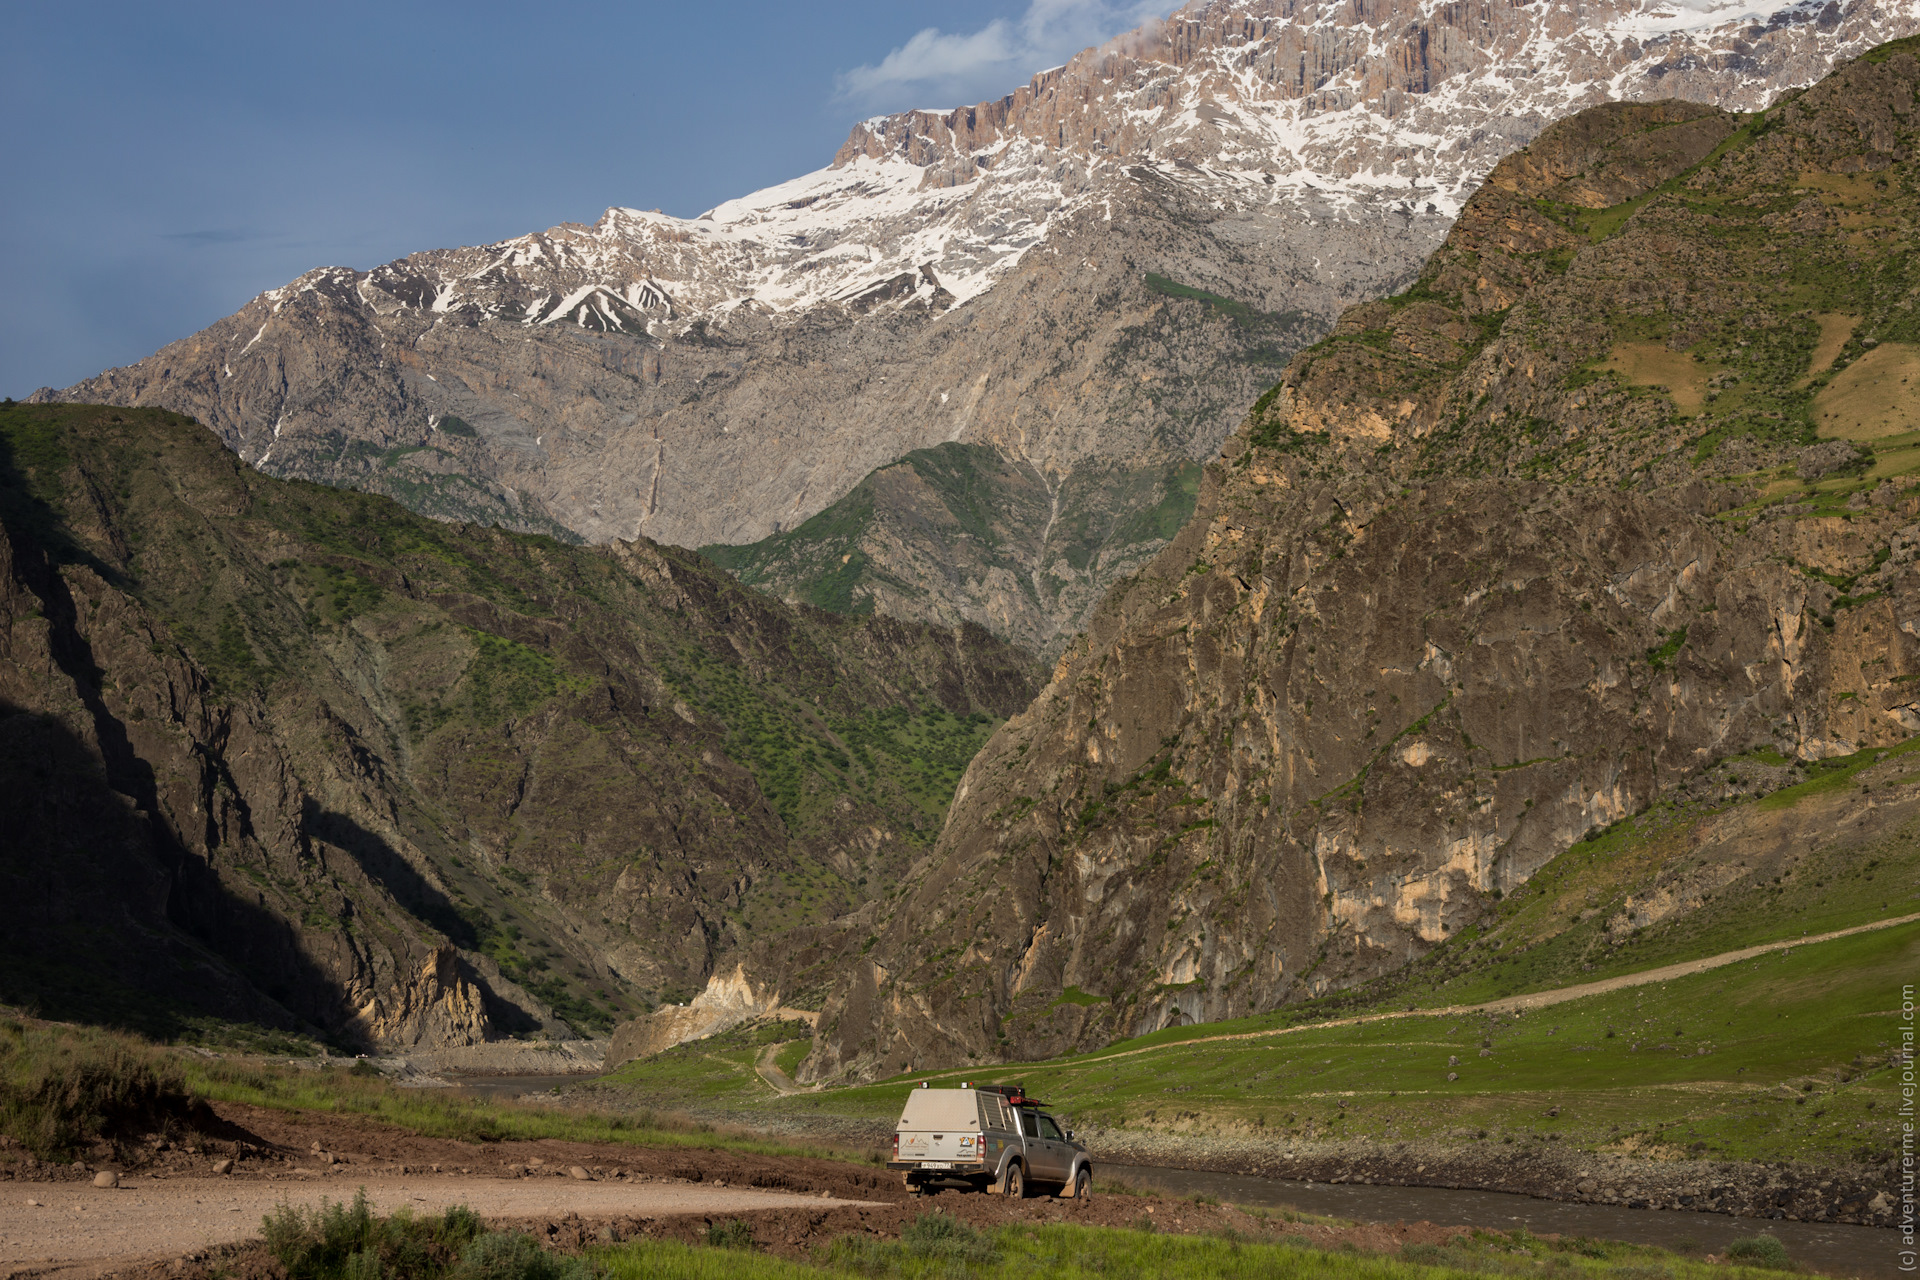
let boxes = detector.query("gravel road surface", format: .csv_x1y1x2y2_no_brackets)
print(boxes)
0,1176,873,1270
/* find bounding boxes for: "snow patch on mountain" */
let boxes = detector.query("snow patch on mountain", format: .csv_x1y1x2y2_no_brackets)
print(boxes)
268,0,1912,343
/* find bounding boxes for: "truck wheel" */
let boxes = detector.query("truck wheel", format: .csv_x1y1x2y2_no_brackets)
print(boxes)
1072,1166,1092,1201
1003,1162,1027,1200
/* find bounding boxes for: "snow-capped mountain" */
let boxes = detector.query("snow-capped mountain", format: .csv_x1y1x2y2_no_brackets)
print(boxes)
48,0,1920,653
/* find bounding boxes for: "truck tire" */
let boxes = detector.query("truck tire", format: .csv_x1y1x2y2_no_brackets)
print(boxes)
1003,1161,1027,1200
1072,1166,1092,1201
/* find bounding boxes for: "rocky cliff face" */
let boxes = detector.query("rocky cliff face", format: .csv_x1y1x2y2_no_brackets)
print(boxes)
40,0,1918,655
0,403,1035,1049
807,37,1920,1079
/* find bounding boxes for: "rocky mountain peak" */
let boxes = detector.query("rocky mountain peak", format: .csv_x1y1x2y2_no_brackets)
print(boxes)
834,0,1918,207
46,0,1920,659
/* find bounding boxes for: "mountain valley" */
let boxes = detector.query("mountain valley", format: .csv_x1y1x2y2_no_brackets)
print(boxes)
6,8,1920,1248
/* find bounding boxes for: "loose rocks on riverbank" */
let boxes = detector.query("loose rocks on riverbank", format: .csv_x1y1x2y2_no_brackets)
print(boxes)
646,1104,1896,1230
1078,1128,1897,1229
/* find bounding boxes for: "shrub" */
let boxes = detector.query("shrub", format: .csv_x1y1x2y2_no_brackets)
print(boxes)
262,1190,378,1280
261,1192,550,1280
457,1231,589,1280
703,1219,757,1251
901,1212,998,1264
1726,1235,1792,1268
439,1206,484,1246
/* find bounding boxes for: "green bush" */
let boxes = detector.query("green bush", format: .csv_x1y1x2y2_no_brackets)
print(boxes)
1725,1236,1792,1269
901,1212,998,1264
262,1190,381,1280
704,1219,758,1251
259,1191,567,1280
458,1231,590,1280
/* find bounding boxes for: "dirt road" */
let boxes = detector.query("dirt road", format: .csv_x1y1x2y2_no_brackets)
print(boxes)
1463,910,1920,1015
0,1099,1468,1280
0,1176,870,1270
754,1045,805,1095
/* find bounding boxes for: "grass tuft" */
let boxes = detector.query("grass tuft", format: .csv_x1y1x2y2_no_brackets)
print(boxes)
706,1219,759,1251
1724,1236,1792,1269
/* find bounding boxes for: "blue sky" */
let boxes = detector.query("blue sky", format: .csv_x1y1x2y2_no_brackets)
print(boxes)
1,0,1167,396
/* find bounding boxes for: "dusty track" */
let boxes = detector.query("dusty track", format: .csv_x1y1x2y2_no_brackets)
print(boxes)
0,1099,901,1278
0,1177,867,1271
754,1045,806,1096
0,1099,1474,1280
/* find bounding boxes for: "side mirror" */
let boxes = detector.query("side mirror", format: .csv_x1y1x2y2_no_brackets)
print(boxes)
1066,1130,1076,1140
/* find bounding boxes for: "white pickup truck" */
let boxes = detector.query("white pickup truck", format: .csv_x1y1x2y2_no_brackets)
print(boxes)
886,1082,1091,1200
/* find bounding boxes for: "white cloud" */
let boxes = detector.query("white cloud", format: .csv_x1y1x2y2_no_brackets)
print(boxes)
836,0,1170,112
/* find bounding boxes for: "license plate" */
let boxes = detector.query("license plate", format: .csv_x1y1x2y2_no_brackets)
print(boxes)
918,1162,953,1170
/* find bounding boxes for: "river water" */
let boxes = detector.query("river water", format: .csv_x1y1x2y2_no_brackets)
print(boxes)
1105,1164,1902,1279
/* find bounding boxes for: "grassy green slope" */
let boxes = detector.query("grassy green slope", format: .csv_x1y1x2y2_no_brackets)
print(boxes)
1374,747,1920,1011
613,919,1908,1170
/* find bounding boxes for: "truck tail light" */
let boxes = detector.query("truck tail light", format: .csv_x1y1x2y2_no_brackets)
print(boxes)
891,1133,899,1158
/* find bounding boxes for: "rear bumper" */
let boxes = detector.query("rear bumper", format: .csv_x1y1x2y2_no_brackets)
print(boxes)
888,1162,988,1174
